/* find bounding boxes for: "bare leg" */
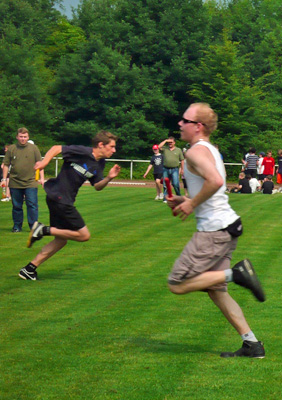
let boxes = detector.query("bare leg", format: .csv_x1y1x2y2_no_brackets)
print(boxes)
31,237,67,267
155,178,162,197
168,271,226,294
208,290,251,335
49,226,90,242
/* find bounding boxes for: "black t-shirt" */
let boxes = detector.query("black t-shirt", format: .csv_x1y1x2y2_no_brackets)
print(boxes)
262,181,274,194
278,156,282,174
239,178,252,193
44,145,105,205
150,154,163,174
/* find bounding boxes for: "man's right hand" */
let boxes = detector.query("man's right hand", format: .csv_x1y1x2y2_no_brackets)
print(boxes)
34,161,45,171
173,197,194,221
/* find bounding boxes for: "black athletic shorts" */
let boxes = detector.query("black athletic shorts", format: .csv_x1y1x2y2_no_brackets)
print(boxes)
154,173,163,180
46,196,85,231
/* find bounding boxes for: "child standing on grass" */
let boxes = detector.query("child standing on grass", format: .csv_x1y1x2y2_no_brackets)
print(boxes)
19,131,120,281
143,144,164,200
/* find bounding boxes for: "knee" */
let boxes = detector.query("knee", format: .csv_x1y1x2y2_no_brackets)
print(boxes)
168,283,186,295
79,232,91,242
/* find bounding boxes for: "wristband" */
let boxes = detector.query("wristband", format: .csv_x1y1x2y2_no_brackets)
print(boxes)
1,178,6,181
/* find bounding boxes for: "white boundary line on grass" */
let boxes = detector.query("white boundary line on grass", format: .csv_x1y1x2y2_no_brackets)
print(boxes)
109,182,146,185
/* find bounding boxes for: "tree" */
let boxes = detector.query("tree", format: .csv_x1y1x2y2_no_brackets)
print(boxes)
52,37,177,156
73,0,218,131
0,0,61,145
189,31,262,161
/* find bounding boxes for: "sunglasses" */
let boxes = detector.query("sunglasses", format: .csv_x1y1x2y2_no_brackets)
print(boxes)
181,118,205,126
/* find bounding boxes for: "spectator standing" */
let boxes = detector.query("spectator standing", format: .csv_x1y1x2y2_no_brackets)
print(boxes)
1,145,11,202
143,144,164,200
2,128,44,232
181,147,189,197
241,148,250,172
257,152,265,184
158,136,184,202
276,149,282,192
261,151,275,178
245,147,258,178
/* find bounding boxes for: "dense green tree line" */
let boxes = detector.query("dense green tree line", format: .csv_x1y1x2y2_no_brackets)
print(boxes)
1,0,282,160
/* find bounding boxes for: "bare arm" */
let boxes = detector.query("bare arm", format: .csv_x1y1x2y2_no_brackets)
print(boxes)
39,169,45,187
179,159,184,176
143,164,153,178
1,165,9,186
158,139,168,150
34,145,62,170
94,164,121,191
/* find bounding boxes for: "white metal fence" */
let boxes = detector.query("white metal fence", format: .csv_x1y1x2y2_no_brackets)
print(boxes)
0,155,251,180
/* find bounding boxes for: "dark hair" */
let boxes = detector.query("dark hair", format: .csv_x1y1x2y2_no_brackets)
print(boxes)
249,147,256,153
245,174,252,180
92,130,118,148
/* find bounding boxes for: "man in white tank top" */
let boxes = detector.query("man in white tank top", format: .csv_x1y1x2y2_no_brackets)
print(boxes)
167,103,265,358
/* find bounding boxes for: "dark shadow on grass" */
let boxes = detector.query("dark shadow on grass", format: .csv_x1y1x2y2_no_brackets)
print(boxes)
127,336,218,355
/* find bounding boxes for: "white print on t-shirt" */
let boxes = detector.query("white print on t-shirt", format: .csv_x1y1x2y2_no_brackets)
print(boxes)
71,162,96,179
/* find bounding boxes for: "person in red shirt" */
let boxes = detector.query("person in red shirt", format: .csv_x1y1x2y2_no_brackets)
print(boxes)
262,151,275,178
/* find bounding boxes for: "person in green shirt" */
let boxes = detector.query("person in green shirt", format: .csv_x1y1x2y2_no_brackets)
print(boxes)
159,136,184,202
2,128,44,232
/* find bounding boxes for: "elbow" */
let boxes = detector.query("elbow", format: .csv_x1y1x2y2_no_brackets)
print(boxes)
214,176,224,190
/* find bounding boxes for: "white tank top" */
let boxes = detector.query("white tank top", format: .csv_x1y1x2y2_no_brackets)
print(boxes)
184,140,239,231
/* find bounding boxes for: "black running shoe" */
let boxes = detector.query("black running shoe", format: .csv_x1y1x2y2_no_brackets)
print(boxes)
27,221,45,248
19,267,38,281
232,259,266,302
220,340,265,358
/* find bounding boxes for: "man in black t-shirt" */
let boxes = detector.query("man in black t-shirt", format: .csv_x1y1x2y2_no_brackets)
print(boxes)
19,131,121,281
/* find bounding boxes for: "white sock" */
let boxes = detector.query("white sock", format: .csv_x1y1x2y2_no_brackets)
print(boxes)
241,331,257,342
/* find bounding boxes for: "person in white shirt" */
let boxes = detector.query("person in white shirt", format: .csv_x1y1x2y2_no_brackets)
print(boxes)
166,102,265,358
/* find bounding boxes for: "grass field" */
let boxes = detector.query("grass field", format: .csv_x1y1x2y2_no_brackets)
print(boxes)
1,186,282,400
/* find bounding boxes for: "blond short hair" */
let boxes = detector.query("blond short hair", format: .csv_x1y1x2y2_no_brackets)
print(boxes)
190,103,218,135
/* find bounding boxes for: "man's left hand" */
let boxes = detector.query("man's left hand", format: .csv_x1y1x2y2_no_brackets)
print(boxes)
108,164,121,179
